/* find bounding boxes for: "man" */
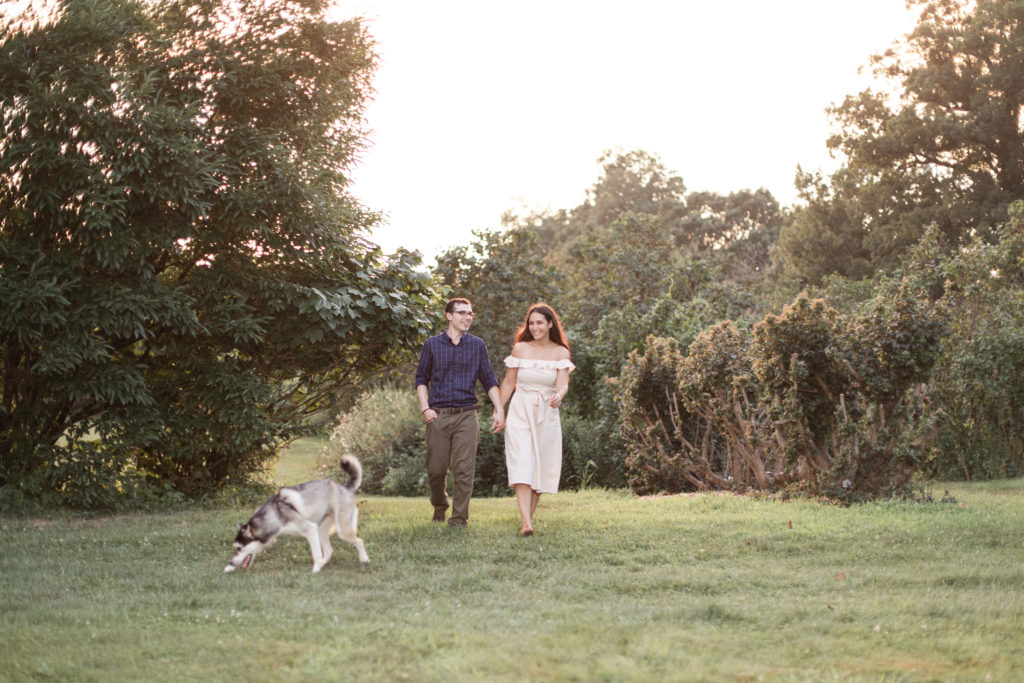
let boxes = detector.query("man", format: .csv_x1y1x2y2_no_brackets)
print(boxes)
416,298,505,526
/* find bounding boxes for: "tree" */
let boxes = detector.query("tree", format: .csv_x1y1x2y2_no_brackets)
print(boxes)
778,169,874,284
0,0,437,503
583,149,687,229
674,187,785,286
781,0,1024,282
562,211,705,339
539,149,687,262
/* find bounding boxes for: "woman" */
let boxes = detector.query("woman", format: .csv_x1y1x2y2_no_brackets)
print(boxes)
497,303,574,536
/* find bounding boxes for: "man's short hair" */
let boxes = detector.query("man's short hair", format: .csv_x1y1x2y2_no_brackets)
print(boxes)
445,298,472,314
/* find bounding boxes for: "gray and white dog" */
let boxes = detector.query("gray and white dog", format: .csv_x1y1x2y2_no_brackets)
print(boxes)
224,456,370,573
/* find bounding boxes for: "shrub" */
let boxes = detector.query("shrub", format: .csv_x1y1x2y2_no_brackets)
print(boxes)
327,387,427,496
561,412,626,490
920,208,1024,479
328,387,518,498
616,336,690,496
617,284,946,500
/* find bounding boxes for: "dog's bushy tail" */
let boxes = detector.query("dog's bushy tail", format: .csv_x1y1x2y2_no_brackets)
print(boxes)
339,455,363,492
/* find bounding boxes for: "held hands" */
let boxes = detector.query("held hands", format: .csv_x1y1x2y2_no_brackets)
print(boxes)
491,409,505,434
424,406,504,430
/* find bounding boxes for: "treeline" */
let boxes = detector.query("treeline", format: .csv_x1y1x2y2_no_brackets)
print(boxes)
4,0,1023,508
342,0,1024,500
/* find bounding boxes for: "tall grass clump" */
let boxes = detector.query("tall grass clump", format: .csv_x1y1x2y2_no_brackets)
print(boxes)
328,386,513,497
327,386,426,495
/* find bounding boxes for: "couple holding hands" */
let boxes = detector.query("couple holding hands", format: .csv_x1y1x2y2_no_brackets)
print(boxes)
415,298,573,536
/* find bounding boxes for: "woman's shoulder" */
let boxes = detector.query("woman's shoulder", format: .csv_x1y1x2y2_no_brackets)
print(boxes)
510,341,568,359
510,341,531,357
507,342,571,364
504,342,528,368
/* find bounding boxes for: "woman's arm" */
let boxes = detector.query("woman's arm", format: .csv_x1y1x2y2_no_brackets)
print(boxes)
498,366,517,409
550,367,570,408
498,342,528,409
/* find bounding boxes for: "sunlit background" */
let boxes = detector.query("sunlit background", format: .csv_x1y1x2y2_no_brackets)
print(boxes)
331,0,918,260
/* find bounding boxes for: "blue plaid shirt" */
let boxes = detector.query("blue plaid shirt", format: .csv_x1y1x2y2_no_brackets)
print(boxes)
415,332,499,408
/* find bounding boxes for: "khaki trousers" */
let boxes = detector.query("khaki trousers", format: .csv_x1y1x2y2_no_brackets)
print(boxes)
425,410,479,525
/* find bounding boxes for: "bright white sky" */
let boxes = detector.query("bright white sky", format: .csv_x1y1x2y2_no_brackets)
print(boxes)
332,1,918,261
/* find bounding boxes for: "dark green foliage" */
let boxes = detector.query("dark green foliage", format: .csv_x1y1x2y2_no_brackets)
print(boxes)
922,204,1024,479
753,294,850,464
781,0,1024,283
680,322,763,487
0,0,438,504
673,188,786,288
778,170,874,285
560,412,626,490
563,212,696,339
590,292,714,386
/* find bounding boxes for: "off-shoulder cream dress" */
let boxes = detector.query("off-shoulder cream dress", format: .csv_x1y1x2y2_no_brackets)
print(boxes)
503,356,575,494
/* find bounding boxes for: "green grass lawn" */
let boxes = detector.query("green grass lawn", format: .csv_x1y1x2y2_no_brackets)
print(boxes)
1,441,1022,682
270,435,331,485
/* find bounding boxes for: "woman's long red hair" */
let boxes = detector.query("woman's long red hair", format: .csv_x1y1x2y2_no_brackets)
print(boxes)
514,303,570,351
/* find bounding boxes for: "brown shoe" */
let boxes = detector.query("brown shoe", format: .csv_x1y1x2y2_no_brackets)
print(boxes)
432,510,446,522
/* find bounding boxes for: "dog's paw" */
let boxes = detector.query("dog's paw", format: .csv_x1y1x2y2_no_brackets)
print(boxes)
224,564,237,573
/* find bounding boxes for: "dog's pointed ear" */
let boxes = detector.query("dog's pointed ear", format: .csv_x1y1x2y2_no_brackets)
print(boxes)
237,522,245,530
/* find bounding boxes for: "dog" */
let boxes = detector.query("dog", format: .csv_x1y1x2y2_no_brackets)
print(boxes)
224,456,370,573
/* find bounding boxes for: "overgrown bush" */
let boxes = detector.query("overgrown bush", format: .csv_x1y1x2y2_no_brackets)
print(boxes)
618,285,946,501
616,335,690,496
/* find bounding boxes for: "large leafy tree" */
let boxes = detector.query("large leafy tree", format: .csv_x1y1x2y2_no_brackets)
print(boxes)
563,211,697,338
781,0,1024,282
674,187,784,286
0,0,436,500
535,149,687,262
581,149,687,230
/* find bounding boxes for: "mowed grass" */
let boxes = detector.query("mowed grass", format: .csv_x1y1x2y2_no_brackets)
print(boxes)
269,435,332,485
1,442,1022,682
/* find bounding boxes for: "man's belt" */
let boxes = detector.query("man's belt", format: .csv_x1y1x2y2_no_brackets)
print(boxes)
432,405,479,414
